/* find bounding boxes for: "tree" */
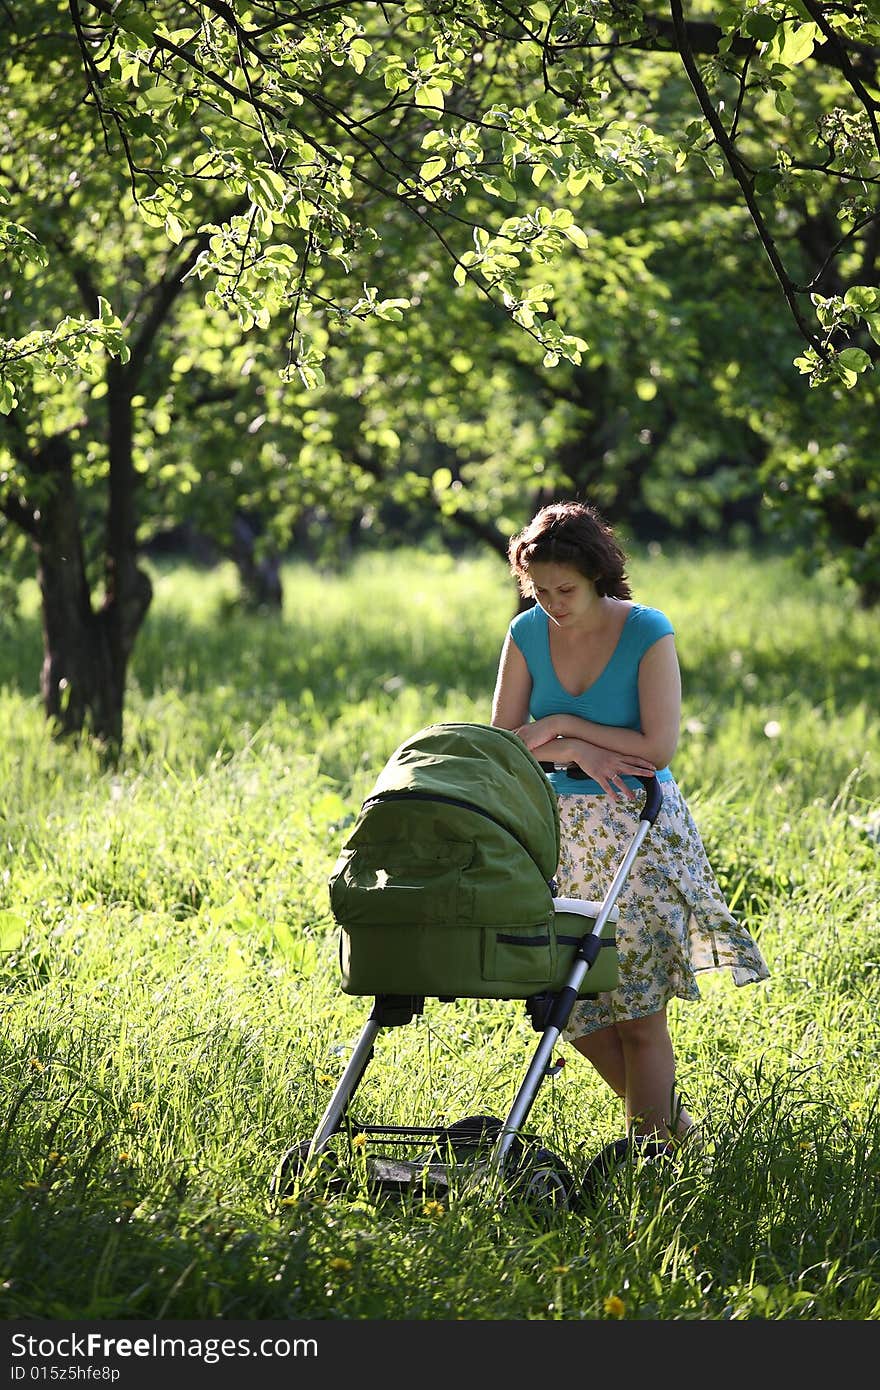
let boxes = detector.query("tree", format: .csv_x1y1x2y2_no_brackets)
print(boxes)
2,2,879,747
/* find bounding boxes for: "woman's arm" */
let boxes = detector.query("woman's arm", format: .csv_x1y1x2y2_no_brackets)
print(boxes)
491,632,532,730
517,635,682,768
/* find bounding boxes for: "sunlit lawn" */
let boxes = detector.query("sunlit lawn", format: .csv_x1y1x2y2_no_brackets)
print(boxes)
0,545,878,1319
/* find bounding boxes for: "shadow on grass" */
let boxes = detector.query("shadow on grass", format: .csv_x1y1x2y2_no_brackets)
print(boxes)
0,1184,319,1319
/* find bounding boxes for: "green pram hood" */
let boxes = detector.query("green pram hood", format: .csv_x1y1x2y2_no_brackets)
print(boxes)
328,723,608,1000
366,722,560,878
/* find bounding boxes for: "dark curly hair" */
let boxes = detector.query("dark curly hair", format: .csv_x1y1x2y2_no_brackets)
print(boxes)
508,501,632,600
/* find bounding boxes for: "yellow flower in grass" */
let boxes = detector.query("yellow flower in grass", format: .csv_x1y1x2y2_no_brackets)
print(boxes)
129,1103,146,1118
316,1073,336,1085
351,1133,368,1150
603,1294,626,1318
422,1200,445,1218
118,1151,132,1163
328,1257,352,1273
29,1059,45,1073
48,1152,67,1166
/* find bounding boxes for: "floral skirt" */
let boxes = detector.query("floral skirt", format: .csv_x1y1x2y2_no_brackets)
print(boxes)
556,781,770,1041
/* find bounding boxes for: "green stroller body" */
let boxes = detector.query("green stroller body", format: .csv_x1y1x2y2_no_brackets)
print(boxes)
275,722,662,1208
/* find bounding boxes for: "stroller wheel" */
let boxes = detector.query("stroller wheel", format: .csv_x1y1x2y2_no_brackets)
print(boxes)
579,1136,674,1209
508,1145,576,1211
270,1139,338,1200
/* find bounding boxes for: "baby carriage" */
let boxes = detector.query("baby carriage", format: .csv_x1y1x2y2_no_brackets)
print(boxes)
274,722,663,1209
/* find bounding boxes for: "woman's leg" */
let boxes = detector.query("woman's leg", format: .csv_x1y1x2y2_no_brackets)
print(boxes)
571,1024,626,1099
614,1009,692,1140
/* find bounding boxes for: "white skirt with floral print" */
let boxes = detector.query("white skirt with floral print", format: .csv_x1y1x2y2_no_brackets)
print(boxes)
556,781,770,1041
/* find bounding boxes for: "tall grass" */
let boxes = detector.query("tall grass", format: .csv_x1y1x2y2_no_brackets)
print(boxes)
0,546,878,1320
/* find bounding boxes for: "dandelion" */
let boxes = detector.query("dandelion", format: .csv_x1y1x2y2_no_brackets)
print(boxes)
603,1294,625,1318
118,1151,131,1163
351,1133,368,1150
422,1199,445,1218
763,720,782,739
316,1073,336,1085
129,1103,145,1117
328,1257,352,1273
47,1152,67,1165
28,1059,45,1073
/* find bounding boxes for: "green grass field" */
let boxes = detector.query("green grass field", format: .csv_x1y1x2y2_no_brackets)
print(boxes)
1,546,878,1320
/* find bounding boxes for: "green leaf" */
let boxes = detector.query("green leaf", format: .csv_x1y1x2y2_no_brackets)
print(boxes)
484,177,517,202
745,14,778,41
567,168,598,195
115,12,156,46
773,87,794,116
755,169,782,194
864,314,880,345
137,80,177,110
165,211,185,244
415,86,445,110
844,286,880,314
419,156,447,182
772,22,820,66
562,224,589,249
837,348,872,373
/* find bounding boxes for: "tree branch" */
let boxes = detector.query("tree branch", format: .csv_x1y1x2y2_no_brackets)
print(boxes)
668,0,823,350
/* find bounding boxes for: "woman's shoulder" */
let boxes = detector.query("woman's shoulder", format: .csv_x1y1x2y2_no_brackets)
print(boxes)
510,602,545,639
626,603,675,650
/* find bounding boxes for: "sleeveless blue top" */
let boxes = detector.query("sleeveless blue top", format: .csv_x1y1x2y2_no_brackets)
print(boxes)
509,601,675,796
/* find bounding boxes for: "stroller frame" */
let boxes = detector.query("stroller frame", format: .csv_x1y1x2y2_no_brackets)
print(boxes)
279,776,663,1204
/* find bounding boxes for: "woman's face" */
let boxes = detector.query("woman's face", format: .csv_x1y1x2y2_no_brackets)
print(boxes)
527,561,596,627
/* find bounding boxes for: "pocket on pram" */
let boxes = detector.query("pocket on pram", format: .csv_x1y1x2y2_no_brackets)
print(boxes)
481,923,555,987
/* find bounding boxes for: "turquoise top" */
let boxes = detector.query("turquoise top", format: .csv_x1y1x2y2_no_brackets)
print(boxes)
509,601,676,796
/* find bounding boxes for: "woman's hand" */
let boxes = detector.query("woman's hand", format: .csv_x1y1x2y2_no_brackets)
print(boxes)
515,716,561,751
550,737,656,801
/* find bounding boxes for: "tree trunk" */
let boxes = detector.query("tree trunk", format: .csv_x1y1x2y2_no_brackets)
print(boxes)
33,420,151,750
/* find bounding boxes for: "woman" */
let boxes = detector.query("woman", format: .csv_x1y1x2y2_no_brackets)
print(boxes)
491,500,769,1144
